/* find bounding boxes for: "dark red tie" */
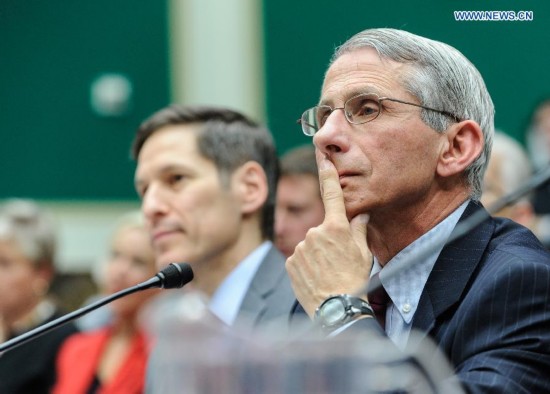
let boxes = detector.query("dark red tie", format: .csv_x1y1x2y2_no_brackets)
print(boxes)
367,272,390,329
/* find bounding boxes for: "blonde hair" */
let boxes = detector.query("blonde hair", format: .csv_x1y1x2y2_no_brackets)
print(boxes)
111,210,146,236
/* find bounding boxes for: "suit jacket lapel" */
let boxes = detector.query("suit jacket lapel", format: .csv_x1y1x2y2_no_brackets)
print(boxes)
412,201,495,336
236,246,286,326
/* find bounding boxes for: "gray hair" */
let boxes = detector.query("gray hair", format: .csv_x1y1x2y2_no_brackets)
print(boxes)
490,132,533,199
0,199,57,270
332,28,494,200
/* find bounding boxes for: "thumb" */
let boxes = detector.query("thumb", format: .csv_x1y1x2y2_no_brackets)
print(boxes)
350,213,369,254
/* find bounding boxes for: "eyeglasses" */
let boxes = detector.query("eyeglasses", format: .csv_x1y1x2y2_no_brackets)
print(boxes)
298,93,462,136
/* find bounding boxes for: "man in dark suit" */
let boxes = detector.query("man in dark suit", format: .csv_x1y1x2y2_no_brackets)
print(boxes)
287,28,550,393
132,106,295,329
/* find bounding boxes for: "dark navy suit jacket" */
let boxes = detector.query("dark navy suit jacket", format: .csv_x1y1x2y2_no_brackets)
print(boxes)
293,201,550,393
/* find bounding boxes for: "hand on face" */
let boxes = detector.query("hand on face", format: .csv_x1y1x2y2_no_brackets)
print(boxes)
285,153,373,317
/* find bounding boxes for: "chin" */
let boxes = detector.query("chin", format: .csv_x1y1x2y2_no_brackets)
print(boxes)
344,196,372,218
156,251,190,270
156,259,172,271
282,247,294,258
275,243,289,256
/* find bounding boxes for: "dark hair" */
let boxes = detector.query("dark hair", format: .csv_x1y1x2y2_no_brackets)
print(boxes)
131,105,279,240
280,144,318,178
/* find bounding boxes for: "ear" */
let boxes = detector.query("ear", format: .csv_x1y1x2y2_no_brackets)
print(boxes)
437,120,484,178
231,161,269,215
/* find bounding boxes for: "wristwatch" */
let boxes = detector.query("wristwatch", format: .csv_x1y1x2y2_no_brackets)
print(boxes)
314,294,374,330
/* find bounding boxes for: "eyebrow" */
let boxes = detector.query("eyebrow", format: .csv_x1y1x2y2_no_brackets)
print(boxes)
134,164,189,189
134,176,147,193
319,86,384,106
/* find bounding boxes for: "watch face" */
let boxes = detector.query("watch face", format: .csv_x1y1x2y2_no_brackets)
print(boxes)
319,297,346,326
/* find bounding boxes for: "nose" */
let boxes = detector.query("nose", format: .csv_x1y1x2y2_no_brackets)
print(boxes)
104,254,133,289
108,255,130,278
313,109,350,156
274,208,287,238
141,183,169,224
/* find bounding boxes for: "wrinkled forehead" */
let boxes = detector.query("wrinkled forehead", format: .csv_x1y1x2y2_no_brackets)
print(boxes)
321,48,410,104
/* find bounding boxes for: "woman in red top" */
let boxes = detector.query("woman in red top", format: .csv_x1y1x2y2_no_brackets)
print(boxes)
54,212,159,394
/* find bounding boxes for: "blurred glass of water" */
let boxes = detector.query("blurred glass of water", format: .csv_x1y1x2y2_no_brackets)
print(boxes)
148,291,462,394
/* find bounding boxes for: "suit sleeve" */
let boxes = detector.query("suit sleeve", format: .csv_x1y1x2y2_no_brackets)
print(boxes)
439,248,550,394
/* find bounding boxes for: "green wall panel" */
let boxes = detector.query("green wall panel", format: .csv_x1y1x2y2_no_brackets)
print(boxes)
263,0,550,154
0,1,170,200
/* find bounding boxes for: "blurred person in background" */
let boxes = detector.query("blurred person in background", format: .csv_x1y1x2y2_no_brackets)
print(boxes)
53,211,159,394
0,199,77,394
73,235,115,333
482,131,550,248
481,131,536,224
73,274,113,332
275,145,324,257
526,98,550,215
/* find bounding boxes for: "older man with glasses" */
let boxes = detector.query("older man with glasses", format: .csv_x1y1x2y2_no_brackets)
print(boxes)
287,28,550,393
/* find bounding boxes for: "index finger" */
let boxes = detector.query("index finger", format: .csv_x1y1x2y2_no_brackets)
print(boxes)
316,151,348,222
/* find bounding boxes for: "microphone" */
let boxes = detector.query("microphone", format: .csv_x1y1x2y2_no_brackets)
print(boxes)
0,262,193,354
138,262,194,290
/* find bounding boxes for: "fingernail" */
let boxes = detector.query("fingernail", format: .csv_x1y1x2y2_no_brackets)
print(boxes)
357,214,370,224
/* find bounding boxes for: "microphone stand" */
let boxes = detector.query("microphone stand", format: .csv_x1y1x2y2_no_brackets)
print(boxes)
0,262,193,354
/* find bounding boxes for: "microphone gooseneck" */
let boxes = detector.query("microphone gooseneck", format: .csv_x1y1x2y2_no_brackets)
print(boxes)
0,262,193,354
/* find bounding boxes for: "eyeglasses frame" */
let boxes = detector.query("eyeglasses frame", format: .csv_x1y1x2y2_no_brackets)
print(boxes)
298,92,463,136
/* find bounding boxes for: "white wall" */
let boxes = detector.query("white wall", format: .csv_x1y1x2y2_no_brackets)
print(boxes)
43,201,140,274
169,0,265,121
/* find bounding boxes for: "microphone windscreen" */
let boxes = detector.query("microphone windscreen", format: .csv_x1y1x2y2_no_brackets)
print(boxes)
158,263,194,289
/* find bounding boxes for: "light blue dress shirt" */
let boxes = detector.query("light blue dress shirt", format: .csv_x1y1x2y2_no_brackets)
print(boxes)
371,201,468,349
208,241,272,326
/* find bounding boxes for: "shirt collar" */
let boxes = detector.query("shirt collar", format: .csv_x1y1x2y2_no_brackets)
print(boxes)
209,241,272,326
372,201,469,323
